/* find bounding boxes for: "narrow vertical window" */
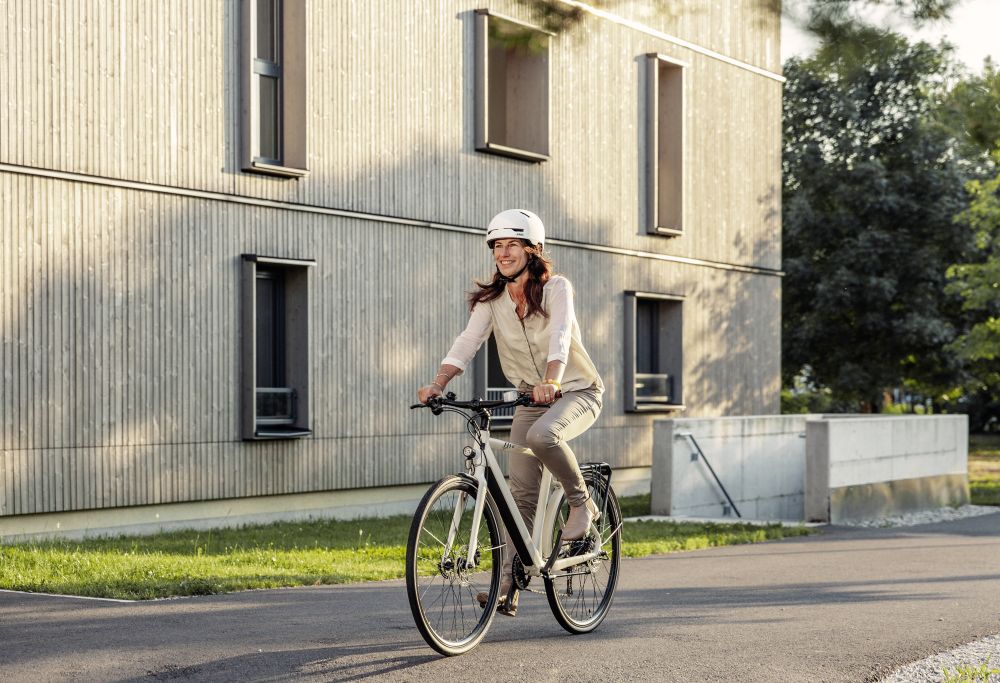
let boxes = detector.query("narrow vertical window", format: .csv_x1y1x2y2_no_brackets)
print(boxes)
474,9,551,162
625,292,685,412
241,254,315,439
254,0,282,164
645,54,688,236
241,0,308,177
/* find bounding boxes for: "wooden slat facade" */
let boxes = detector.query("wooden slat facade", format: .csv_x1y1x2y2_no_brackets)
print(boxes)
0,0,781,519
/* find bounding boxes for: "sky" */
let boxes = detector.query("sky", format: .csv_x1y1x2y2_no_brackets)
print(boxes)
781,0,1000,72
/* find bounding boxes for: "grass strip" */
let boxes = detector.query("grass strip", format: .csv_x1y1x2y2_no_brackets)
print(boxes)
0,495,811,600
971,480,1000,506
969,435,1000,507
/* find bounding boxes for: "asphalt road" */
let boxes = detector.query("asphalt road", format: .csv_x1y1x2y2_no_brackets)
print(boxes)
2,514,1000,682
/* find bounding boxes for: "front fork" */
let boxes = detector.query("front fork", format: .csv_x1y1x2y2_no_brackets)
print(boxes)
441,464,489,567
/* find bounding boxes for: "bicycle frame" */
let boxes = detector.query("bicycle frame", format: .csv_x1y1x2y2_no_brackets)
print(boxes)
446,425,605,578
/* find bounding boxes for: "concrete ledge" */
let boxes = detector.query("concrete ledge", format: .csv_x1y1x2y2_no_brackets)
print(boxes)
831,473,970,523
0,484,432,542
0,466,652,542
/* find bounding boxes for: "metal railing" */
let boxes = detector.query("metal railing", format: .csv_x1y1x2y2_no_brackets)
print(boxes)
675,431,742,518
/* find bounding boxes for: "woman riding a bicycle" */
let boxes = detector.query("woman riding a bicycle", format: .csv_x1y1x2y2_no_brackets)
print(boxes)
417,209,604,616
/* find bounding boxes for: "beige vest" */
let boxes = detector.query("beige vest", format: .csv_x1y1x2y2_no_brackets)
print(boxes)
486,280,603,394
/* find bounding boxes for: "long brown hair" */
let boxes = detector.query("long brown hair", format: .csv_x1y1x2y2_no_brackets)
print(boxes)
468,244,554,318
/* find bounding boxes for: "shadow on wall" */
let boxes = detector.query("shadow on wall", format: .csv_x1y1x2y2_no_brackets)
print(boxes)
2,136,782,515
0,138,629,516
681,186,781,417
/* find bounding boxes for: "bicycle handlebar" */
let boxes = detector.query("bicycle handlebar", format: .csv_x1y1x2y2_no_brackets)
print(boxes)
410,391,558,415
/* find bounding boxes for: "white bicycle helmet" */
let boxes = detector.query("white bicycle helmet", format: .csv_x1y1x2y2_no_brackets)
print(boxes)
486,209,545,249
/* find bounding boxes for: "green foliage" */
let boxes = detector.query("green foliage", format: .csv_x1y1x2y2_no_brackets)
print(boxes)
947,164,1000,359
515,0,958,41
782,32,978,410
941,156,1000,426
617,492,651,517
620,521,810,558
943,58,1000,156
0,497,812,600
971,480,1000,506
512,0,587,36
969,435,1000,506
941,655,1000,683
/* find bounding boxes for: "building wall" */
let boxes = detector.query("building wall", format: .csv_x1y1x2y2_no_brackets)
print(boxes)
0,1,782,520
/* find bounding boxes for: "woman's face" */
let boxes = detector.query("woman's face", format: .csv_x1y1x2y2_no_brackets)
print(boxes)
493,239,530,278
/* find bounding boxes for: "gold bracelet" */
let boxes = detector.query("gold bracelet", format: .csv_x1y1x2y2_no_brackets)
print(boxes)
542,379,561,392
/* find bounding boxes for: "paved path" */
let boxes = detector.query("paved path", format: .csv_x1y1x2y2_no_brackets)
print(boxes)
2,514,1000,682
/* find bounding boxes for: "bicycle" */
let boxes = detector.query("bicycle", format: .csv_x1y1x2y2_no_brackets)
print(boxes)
406,391,622,656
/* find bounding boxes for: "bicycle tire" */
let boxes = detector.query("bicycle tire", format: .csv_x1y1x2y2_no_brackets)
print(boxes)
405,474,503,655
543,474,622,634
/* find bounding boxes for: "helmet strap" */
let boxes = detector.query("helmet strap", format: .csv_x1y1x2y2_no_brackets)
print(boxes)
495,261,530,285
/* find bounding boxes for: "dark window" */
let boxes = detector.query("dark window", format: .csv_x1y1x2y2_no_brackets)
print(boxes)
625,292,684,412
255,270,285,388
636,298,658,375
645,54,687,236
241,0,308,176
474,335,516,427
253,0,282,165
241,255,314,439
487,336,512,392
475,10,550,162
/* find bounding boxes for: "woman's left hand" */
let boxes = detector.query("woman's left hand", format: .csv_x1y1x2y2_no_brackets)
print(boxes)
532,382,560,405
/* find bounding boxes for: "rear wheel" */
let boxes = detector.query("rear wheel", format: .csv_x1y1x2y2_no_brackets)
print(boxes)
405,475,503,655
544,475,621,634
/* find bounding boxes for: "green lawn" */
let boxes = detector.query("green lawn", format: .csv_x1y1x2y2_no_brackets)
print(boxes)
0,495,811,600
970,434,1000,506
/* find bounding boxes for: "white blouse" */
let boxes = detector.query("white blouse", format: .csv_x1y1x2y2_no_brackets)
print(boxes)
442,275,603,393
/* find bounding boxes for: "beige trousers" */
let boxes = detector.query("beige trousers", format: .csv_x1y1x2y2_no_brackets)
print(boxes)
503,387,602,577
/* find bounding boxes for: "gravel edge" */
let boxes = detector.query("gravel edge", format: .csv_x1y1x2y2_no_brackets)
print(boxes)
879,635,1000,682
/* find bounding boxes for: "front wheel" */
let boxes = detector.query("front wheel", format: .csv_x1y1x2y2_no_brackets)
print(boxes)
544,475,622,634
405,475,503,656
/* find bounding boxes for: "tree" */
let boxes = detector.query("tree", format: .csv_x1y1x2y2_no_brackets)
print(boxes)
942,57,1000,158
782,30,976,410
944,159,1000,428
515,0,959,37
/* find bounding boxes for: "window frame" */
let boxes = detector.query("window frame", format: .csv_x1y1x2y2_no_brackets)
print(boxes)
474,9,552,163
241,0,309,178
240,254,316,440
624,291,685,413
645,53,689,237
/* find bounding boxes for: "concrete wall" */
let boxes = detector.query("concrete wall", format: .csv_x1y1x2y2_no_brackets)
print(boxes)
653,415,969,523
652,416,807,520
805,415,969,523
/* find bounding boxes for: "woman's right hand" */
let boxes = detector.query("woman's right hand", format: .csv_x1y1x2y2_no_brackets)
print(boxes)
417,384,443,404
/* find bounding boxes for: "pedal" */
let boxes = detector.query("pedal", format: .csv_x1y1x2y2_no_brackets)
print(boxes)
567,537,594,557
